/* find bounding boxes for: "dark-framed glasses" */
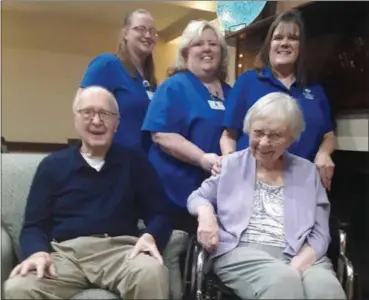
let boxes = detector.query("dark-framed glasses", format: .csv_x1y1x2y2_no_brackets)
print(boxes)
77,108,119,123
132,26,158,37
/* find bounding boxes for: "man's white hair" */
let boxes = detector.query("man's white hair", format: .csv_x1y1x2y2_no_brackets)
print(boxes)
243,92,306,140
72,86,119,114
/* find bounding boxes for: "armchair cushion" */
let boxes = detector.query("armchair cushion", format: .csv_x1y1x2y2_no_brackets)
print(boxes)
1,226,15,298
139,219,190,299
163,230,189,299
71,289,119,299
2,153,45,260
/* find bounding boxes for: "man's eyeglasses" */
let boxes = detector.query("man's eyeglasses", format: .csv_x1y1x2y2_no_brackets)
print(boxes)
132,26,158,37
77,108,119,123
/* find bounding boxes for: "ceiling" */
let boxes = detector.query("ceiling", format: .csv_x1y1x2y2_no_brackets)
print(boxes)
2,1,217,42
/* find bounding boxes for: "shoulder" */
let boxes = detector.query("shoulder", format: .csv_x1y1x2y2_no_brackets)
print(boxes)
37,147,75,171
154,73,187,99
109,144,147,163
286,152,317,179
222,148,250,170
160,72,189,89
81,53,123,88
86,53,121,71
236,69,260,83
89,53,120,64
230,70,261,94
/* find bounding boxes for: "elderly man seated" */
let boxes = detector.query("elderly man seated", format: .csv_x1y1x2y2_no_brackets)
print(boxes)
187,92,346,299
4,86,172,300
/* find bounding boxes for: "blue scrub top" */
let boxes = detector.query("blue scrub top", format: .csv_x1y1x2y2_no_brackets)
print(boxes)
223,68,334,161
80,53,153,152
142,71,232,209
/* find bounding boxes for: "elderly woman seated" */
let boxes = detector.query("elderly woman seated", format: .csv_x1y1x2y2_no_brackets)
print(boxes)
187,92,346,299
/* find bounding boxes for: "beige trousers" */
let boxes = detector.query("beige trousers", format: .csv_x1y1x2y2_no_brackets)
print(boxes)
4,236,170,299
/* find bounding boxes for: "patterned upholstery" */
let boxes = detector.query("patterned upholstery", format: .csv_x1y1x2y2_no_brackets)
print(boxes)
1,153,189,299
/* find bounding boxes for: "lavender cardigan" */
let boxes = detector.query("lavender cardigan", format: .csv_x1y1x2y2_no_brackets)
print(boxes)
187,148,331,261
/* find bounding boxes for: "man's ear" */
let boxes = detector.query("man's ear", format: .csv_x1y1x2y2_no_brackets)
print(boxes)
115,119,120,133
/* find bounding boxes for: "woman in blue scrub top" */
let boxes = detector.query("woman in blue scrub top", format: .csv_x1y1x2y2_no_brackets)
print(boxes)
142,20,232,234
220,10,336,190
79,9,157,152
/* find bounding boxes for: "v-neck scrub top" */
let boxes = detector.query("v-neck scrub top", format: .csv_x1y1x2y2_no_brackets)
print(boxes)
80,53,153,153
142,71,232,208
223,68,334,162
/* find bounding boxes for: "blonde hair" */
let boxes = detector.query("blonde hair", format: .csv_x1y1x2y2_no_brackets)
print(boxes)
243,92,305,140
169,20,228,81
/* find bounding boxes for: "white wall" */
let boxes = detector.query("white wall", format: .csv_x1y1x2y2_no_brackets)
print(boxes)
336,115,369,152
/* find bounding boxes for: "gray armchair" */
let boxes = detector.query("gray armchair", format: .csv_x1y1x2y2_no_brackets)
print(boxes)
1,153,189,299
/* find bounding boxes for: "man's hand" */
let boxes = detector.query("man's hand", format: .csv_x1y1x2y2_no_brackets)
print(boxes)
314,151,335,191
9,251,57,279
129,233,163,264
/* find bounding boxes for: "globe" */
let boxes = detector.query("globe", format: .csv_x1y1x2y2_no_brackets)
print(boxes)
216,1,267,32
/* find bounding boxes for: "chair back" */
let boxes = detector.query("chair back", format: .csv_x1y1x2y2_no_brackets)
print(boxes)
1,153,47,260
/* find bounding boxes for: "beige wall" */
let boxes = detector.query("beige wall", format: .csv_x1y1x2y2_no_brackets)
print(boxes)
3,5,367,151
2,11,177,143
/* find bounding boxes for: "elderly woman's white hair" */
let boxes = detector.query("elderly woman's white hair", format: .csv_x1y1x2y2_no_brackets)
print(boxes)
243,92,306,140
170,20,228,81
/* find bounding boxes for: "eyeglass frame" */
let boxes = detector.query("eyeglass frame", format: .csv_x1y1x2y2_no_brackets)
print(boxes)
131,25,158,37
76,108,120,123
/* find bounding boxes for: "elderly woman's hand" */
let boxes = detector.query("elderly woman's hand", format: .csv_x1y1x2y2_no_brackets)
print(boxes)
314,151,335,190
197,205,219,252
290,244,317,274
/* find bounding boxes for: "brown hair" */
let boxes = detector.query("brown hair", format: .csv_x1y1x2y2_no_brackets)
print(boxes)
254,9,306,87
118,9,157,88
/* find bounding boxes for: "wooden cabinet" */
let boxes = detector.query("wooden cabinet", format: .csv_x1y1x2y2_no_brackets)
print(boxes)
226,1,369,116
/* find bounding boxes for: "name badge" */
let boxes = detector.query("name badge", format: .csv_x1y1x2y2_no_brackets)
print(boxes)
208,100,225,110
146,91,154,100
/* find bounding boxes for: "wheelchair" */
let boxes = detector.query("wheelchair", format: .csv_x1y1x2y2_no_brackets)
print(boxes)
182,220,355,300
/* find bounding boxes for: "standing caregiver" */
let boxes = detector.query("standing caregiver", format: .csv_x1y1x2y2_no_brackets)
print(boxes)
142,20,232,234
219,10,336,190
79,9,158,153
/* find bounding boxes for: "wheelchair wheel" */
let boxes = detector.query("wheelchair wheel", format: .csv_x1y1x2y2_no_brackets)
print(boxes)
182,235,200,299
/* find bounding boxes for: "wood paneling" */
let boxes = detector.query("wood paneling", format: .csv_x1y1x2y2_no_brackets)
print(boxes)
5,141,68,153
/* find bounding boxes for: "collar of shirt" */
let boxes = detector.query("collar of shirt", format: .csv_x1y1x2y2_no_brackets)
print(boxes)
258,67,299,91
117,53,139,79
71,141,123,171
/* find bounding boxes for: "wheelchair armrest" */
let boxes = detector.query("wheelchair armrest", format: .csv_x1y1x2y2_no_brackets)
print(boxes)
338,229,347,255
337,252,355,300
195,246,208,300
182,235,209,300
334,228,355,300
